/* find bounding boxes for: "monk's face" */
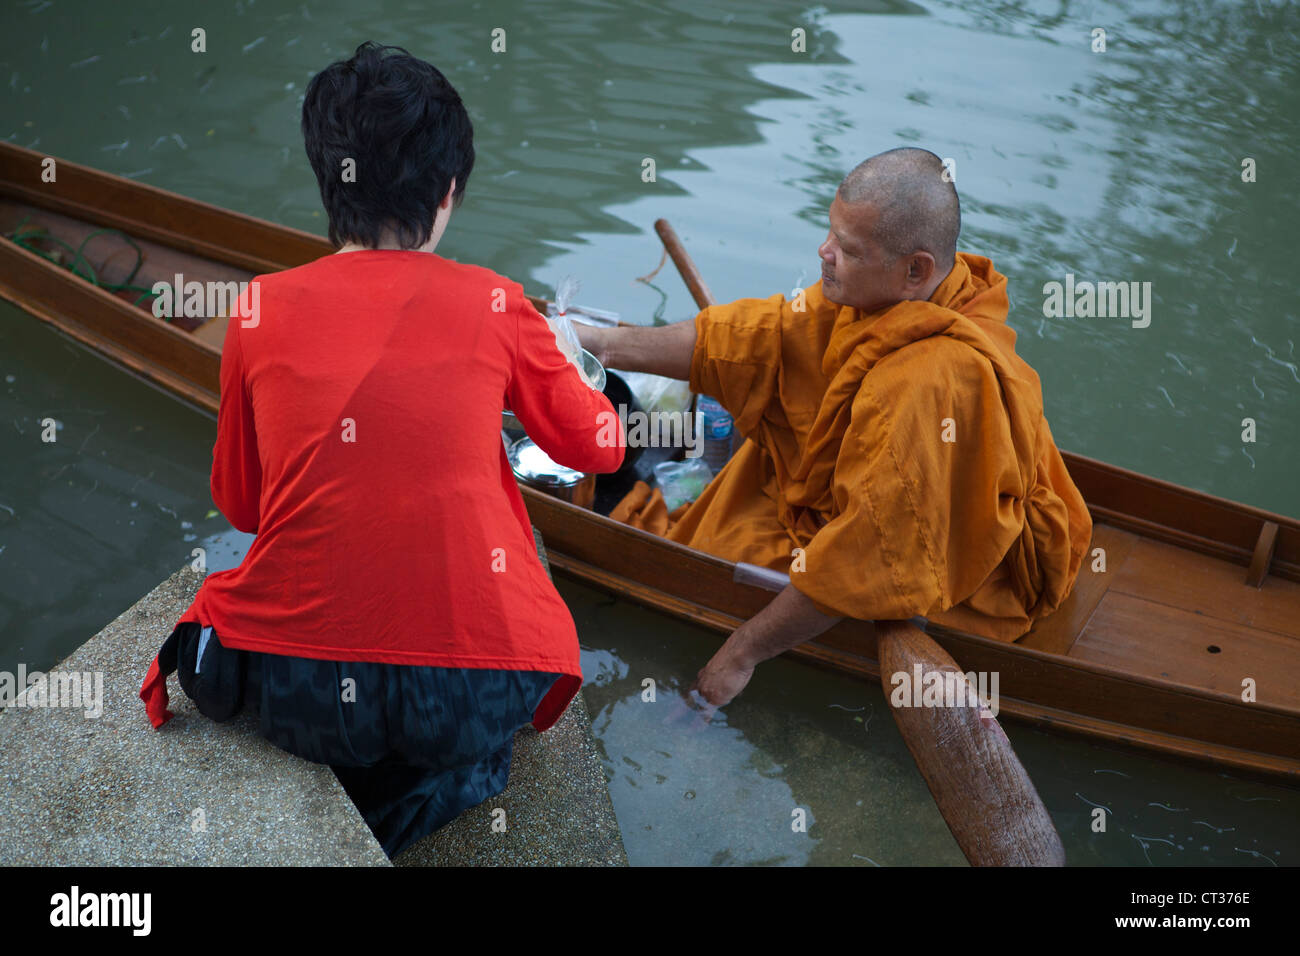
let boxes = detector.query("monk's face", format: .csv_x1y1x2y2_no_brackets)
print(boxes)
818,195,934,313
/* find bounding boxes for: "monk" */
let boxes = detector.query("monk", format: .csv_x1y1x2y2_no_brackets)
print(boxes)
576,147,1092,707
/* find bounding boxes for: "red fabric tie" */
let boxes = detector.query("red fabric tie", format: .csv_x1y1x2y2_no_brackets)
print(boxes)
139,654,174,729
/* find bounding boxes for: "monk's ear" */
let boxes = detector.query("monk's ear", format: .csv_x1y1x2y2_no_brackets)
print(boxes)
906,252,936,289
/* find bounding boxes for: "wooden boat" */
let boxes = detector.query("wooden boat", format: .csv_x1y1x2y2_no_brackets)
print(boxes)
3,141,1298,781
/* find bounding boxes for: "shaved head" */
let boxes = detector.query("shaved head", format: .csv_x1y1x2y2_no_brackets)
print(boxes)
837,148,960,273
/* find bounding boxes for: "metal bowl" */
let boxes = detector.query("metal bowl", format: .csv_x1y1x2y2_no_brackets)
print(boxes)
580,348,607,392
508,436,595,509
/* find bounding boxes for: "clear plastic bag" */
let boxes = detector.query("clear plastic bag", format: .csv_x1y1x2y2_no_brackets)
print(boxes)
653,457,713,512
547,275,599,387
617,370,693,416
549,311,584,367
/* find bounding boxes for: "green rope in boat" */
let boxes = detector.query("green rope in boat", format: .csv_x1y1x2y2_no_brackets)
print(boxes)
2,217,165,314
637,278,669,326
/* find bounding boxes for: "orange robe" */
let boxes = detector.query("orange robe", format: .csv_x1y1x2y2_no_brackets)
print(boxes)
611,253,1092,641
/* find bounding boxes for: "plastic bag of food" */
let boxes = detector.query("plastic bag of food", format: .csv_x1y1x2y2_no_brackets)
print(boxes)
616,370,693,416
549,314,583,368
653,457,713,512
546,275,602,388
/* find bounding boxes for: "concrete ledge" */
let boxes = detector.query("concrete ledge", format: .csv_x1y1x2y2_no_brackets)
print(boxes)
395,691,626,866
1,533,627,866
0,565,390,865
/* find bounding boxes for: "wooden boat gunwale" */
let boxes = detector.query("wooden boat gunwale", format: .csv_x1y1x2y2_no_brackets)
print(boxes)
4,141,1298,781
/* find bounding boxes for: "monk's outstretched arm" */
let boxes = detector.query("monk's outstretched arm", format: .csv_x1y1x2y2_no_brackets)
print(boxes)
693,584,844,706
575,318,697,381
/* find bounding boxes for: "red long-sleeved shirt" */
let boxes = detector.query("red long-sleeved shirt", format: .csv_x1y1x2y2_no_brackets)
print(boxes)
149,250,622,731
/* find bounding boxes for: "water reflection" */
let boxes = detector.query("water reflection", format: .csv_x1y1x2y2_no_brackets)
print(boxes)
568,577,968,866
591,683,815,866
567,576,1300,867
0,303,217,674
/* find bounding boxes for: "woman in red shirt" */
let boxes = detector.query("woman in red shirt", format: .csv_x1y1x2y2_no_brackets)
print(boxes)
140,41,623,858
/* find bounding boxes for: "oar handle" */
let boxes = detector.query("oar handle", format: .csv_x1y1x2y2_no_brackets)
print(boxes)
654,218,717,309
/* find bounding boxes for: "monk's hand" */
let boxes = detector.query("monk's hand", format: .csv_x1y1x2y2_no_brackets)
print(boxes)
664,686,715,731
691,644,755,708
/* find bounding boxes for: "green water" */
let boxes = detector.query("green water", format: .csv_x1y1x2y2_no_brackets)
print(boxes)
565,577,1298,866
0,303,222,673
2,0,1297,864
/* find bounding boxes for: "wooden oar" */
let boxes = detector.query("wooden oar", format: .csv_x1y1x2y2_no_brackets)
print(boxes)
875,619,1065,866
653,220,715,312
659,217,1065,866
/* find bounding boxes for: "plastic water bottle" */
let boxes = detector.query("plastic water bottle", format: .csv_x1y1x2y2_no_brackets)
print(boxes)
696,394,734,474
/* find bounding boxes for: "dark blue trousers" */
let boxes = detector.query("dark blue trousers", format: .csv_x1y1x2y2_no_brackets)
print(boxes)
178,624,561,858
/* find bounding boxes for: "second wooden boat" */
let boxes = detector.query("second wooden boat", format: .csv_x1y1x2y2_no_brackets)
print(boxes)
3,141,1297,781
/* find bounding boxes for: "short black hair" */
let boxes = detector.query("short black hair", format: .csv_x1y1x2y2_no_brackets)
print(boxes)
302,41,474,249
